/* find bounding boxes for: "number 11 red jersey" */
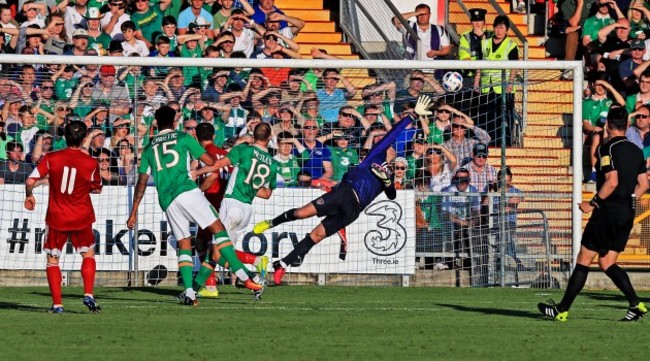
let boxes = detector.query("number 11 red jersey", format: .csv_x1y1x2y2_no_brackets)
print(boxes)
29,148,102,231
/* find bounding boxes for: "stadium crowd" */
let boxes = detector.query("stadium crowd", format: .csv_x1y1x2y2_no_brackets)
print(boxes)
0,1,534,274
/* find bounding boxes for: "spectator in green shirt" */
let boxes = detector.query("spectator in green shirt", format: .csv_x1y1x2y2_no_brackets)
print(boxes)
329,133,359,182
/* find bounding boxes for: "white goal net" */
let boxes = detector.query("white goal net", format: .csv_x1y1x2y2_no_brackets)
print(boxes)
0,55,582,288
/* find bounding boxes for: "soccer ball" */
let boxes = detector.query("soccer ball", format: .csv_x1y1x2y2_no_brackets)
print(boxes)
442,71,464,93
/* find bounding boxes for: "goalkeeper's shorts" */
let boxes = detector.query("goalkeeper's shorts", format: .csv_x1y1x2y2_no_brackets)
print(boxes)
311,183,362,237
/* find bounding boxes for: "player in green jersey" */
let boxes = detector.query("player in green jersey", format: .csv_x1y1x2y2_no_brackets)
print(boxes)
127,106,263,305
194,123,278,284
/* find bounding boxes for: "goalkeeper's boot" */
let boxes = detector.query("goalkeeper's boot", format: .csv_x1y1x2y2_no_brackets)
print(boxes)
83,296,101,314
256,255,269,280
537,300,568,322
273,261,286,286
49,305,64,314
621,302,647,322
253,220,273,234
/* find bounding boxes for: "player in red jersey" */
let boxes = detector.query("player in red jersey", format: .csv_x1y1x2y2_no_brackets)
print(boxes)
24,121,103,314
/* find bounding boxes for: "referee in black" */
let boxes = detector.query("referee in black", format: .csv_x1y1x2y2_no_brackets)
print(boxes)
539,105,649,322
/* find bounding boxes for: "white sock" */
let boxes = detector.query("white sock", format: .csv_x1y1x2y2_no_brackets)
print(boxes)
235,269,249,281
185,288,196,299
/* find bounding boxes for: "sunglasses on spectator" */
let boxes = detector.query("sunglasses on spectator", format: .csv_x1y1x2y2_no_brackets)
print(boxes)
394,166,406,170
222,40,235,44
303,126,318,130
99,158,110,163
340,113,354,118
474,154,488,159
637,114,649,119
58,107,71,112
264,35,278,41
437,109,451,114
42,86,54,90
83,84,94,89
184,126,196,131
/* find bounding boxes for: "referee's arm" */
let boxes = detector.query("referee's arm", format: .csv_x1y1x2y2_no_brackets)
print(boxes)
635,172,650,199
597,170,618,201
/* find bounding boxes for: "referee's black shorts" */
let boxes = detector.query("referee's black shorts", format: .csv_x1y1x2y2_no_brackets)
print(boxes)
311,183,362,237
582,202,634,257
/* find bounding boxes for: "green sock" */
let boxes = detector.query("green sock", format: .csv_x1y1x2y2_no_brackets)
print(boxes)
193,262,214,291
177,249,194,290
213,231,249,280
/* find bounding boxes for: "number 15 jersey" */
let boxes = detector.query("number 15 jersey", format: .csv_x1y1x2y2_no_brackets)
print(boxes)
29,148,102,231
224,144,278,204
139,130,207,211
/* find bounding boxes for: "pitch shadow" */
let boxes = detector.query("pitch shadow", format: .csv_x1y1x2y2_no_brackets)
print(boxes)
580,292,629,303
434,302,541,320
0,301,84,314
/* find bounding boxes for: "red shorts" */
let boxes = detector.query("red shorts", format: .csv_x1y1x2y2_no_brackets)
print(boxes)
44,226,95,257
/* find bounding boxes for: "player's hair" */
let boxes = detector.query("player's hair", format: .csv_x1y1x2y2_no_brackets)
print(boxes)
196,122,215,141
607,106,628,131
253,122,272,142
65,121,88,147
155,106,177,130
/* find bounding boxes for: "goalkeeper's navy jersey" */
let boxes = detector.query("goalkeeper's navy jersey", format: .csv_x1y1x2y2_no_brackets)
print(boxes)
341,115,413,210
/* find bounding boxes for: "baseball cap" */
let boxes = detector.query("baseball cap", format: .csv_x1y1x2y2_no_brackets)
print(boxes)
72,28,89,38
631,39,646,50
412,130,427,144
189,16,210,30
84,7,103,19
100,65,116,77
394,157,408,166
473,143,488,156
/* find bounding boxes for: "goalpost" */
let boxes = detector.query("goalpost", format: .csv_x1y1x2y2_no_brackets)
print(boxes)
0,55,582,288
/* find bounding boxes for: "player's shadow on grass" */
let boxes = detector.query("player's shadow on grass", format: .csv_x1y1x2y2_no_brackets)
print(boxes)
434,302,541,320
580,292,629,303
0,301,83,314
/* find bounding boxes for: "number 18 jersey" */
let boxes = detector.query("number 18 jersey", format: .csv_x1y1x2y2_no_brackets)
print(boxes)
224,144,278,204
139,130,206,211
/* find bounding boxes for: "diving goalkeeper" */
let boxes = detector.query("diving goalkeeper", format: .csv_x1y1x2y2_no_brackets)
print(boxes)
253,95,433,285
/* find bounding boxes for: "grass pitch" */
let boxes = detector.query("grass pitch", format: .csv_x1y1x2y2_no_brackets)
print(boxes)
0,286,647,361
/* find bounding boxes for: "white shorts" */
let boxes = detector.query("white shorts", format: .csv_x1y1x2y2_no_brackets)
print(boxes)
166,188,219,240
219,197,252,244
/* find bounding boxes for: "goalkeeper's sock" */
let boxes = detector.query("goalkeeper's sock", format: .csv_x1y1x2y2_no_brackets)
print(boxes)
236,250,257,265
46,263,63,306
282,235,316,267
81,257,96,296
558,264,589,312
214,231,251,281
177,249,195,291
605,264,640,307
272,208,298,227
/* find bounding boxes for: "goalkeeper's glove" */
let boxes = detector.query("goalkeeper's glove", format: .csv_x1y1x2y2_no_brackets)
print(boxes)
371,163,392,187
413,95,433,117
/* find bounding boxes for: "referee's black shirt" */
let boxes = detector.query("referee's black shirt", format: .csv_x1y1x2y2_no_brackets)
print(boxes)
596,136,645,202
